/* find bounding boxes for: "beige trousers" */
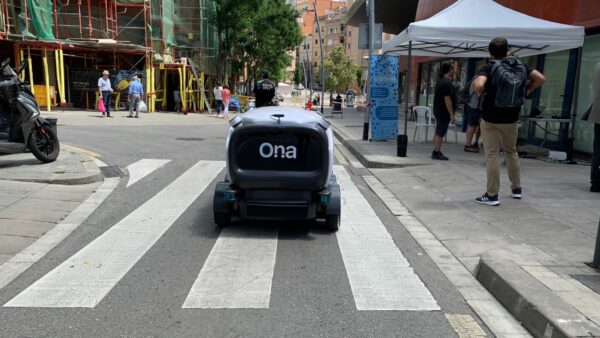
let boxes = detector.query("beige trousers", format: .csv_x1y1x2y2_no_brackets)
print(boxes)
480,119,521,196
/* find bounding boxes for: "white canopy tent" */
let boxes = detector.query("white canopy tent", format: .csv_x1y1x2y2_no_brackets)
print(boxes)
380,0,585,150
383,0,585,58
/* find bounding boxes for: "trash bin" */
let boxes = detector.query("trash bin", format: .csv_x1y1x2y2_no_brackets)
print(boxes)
45,117,58,136
332,101,343,118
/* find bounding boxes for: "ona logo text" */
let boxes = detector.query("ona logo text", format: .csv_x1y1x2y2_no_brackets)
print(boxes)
259,142,297,159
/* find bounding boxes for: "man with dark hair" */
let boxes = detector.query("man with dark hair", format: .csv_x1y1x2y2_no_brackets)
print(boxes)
253,70,275,108
473,37,546,206
431,62,456,160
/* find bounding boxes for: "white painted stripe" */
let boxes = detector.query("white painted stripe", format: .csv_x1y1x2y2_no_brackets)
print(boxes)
334,165,439,311
126,159,171,187
363,175,530,336
183,226,278,309
5,160,225,308
0,176,119,291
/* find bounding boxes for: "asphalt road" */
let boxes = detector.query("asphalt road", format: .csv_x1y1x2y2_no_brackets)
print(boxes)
0,111,490,337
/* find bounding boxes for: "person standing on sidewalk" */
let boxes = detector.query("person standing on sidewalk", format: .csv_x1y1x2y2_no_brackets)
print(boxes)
98,70,113,118
128,75,143,118
473,37,546,206
221,85,231,118
586,61,600,192
213,83,223,116
431,62,457,160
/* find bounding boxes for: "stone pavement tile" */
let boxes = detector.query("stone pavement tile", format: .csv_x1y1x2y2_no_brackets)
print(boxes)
0,206,69,223
28,190,94,202
0,219,55,237
0,235,36,254
29,182,102,202
443,238,518,259
0,253,9,265
0,180,45,194
8,198,81,212
0,194,25,207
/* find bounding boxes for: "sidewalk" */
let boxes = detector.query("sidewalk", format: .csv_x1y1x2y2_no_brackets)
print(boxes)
0,145,104,267
325,105,600,337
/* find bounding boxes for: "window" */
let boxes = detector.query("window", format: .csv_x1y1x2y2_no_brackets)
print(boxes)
321,38,324,44
340,24,345,32
315,39,318,44
315,51,318,56
348,43,351,49
314,62,318,67
573,35,600,153
340,37,345,44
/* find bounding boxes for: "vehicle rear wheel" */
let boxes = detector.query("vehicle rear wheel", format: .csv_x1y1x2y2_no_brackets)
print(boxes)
325,214,340,231
28,125,60,163
214,212,231,227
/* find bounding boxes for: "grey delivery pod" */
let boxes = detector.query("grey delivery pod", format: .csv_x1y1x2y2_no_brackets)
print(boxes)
213,106,341,231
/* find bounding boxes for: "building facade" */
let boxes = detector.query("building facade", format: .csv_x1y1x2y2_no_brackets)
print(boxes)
0,0,217,113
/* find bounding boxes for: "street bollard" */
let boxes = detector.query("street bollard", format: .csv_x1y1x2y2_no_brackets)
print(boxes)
593,217,600,268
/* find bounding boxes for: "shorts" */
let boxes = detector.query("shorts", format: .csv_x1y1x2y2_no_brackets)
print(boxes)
435,117,450,137
466,107,481,127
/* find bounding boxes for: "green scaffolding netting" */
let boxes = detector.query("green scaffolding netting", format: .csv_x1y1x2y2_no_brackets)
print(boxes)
19,0,55,39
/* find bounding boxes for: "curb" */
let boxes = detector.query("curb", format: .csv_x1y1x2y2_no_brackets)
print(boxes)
477,252,600,338
329,120,428,169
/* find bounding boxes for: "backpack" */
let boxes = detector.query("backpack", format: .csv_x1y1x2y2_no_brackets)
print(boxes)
460,77,482,110
490,56,528,108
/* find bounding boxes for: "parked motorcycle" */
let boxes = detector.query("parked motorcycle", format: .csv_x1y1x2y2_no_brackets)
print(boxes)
0,58,59,163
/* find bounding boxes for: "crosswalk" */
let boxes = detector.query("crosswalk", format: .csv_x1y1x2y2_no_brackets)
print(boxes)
3,160,438,311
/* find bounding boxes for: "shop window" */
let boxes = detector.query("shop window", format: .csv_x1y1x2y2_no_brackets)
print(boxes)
573,34,600,153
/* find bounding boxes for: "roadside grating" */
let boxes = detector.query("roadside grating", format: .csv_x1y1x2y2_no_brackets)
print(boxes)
100,166,125,178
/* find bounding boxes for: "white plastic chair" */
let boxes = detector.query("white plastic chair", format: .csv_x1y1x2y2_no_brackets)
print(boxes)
445,123,459,143
412,106,435,142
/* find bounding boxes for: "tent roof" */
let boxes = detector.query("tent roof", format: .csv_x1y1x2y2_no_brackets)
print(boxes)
383,0,585,57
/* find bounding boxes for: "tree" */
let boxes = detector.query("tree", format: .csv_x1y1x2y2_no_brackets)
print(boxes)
293,65,304,86
209,0,303,92
323,46,358,93
356,68,364,90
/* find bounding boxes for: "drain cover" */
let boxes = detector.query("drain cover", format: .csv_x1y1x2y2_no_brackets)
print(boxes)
176,137,205,141
100,166,125,178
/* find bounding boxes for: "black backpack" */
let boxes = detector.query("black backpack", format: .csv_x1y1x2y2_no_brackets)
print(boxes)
490,56,528,108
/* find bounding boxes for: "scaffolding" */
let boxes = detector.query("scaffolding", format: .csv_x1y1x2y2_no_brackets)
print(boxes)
0,0,217,113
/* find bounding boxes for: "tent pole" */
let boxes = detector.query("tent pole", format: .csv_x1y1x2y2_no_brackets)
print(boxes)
567,46,583,164
397,40,411,157
405,40,411,136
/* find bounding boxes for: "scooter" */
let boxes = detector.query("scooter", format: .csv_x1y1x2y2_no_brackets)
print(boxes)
0,58,59,163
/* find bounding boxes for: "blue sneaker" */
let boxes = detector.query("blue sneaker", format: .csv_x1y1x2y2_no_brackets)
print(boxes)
512,188,522,199
475,193,500,206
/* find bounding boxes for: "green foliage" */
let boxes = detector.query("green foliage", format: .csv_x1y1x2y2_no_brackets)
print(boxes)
323,46,358,92
293,65,304,86
208,0,303,89
356,68,364,89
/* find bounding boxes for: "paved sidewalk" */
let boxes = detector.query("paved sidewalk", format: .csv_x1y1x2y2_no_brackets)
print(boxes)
0,144,104,266
325,105,600,337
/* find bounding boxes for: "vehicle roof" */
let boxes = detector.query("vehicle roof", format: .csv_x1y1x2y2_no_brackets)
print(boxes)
241,106,324,125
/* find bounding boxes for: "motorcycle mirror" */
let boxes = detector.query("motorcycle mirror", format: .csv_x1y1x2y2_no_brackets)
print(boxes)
0,58,10,69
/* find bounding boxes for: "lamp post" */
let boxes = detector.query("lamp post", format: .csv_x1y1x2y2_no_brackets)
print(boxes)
304,2,325,114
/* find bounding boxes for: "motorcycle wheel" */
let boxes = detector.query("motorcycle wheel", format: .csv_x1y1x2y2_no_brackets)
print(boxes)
28,125,60,163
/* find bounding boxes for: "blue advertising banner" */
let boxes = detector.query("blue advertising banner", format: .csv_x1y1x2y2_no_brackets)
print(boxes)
369,54,399,141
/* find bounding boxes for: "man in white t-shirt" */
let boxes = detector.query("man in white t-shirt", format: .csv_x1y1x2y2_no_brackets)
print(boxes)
213,83,223,115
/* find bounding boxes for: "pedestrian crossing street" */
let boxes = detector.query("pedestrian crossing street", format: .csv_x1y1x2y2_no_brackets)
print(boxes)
3,160,439,311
